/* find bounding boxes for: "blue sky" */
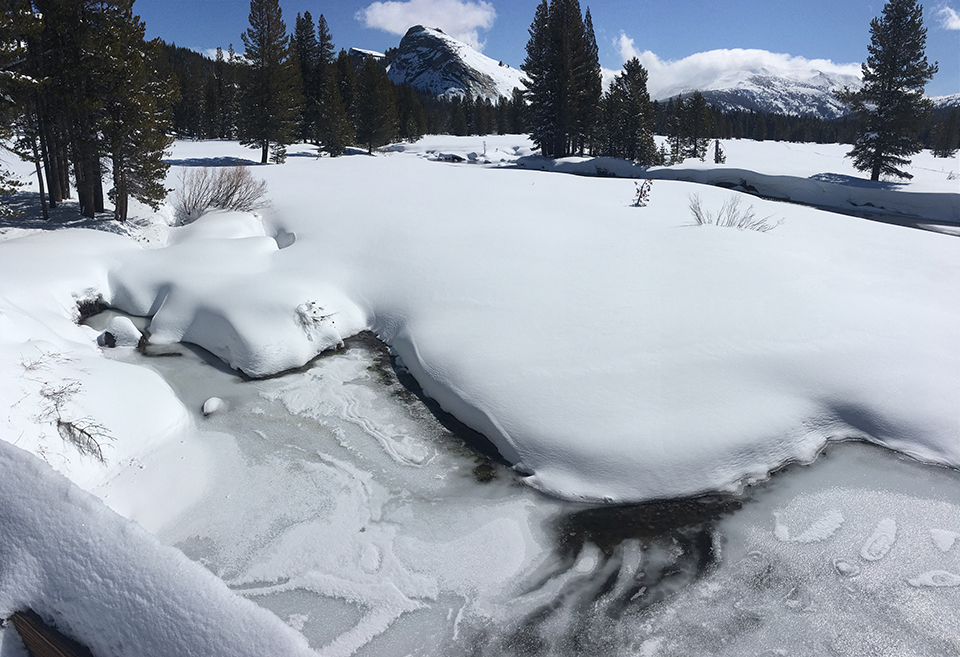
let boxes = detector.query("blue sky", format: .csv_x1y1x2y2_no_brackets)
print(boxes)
137,0,960,96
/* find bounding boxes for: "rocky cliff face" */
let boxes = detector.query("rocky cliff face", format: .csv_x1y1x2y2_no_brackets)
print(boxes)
386,25,526,100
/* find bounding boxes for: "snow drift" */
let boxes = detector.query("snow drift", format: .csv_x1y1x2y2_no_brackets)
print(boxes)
0,439,314,656
96,139,960,503
2,137,958,506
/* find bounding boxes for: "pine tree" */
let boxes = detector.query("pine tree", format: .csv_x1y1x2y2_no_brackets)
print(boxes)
293,11,320,142
508,87,527,134
335,49,358,132
317,74,353,156
97,5,176,221
837,0,938,180
713,139,726,164
574,7,602,155
930,108,959,158
396,85,426,141
316,14,335,86
1,0,42,214
521,2,555,153
752,112,767,141
240,0,302,164
667,95,686,163
521,0,600,158
602,57,657,163
354,56,397,153
222,44,241,138
684,91,712,160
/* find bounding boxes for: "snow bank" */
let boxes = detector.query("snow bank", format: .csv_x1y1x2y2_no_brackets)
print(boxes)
0,440,315,657
107,211,366,377
510,147,959,224
252,147,959,502
0,230,191,489
2,137,958,506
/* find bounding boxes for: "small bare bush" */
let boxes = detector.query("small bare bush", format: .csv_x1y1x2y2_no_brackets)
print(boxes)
37,380,113,463
633,179,653,207
688,194,782,232
174,165,268,224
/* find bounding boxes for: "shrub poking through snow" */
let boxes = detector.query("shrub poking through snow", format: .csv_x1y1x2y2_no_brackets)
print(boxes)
633,179,653,207
295,301,345,349
37,380,113,463
714,139,726,164
688,194,782,232
19,350,114,463
173,166,268,224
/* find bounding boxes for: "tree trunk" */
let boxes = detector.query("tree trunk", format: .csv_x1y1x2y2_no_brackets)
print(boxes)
35,103,61,207
30,132,49,221
94,172,105,213
113,153,127,222
261,141,269,164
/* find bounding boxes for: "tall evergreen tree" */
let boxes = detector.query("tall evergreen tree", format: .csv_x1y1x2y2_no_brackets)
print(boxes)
521,0,600,158
316,14,335,87
601,58,657,163
508,87,527,134
752,112,767,141
666,95,686,162
317,74,353,156
96,4,176,221
240,0,302,163
930,108,959,158
396,85,426,141
222,44,241,138
837,0,937,180
684,91,712,160
573,7,602,155
293,11,320,142
335,49,359,132
521,2,556,153
1,0,42,212
354,56,397,153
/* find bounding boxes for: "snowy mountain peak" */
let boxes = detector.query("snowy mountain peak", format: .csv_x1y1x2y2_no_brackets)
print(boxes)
932,93,960,110
652,59,862,119
386,25,526,100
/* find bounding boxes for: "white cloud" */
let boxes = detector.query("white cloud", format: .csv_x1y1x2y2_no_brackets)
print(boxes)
936,4,960,29
615,32,862,100
356,0,496,51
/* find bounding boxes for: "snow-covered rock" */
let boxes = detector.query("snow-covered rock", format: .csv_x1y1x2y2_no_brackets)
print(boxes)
98,315,142,348
202,396,225,416
387,25,526,100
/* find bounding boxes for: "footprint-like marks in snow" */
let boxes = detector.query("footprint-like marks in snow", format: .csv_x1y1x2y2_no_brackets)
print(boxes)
907,570,960,588
860,518,897,561
929,528,960,553
774,509,844,543
832,558,861,578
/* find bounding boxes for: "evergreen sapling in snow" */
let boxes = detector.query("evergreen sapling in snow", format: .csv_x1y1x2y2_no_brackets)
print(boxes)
714,139,726,164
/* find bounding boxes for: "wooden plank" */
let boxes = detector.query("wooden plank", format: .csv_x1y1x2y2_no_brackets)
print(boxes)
8,609,95,657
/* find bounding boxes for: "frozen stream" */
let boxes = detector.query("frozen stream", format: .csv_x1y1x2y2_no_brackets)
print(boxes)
94,323,960,656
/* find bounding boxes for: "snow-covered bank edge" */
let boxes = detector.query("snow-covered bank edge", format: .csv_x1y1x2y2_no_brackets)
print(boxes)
509,156,960,226
0,439,315,656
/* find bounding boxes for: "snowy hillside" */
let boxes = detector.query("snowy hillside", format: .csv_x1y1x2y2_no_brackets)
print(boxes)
652,59,862,118
933,93,960,110
386,25,526,100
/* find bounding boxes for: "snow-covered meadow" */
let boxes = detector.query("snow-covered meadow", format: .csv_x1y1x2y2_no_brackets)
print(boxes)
0,136,958,655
